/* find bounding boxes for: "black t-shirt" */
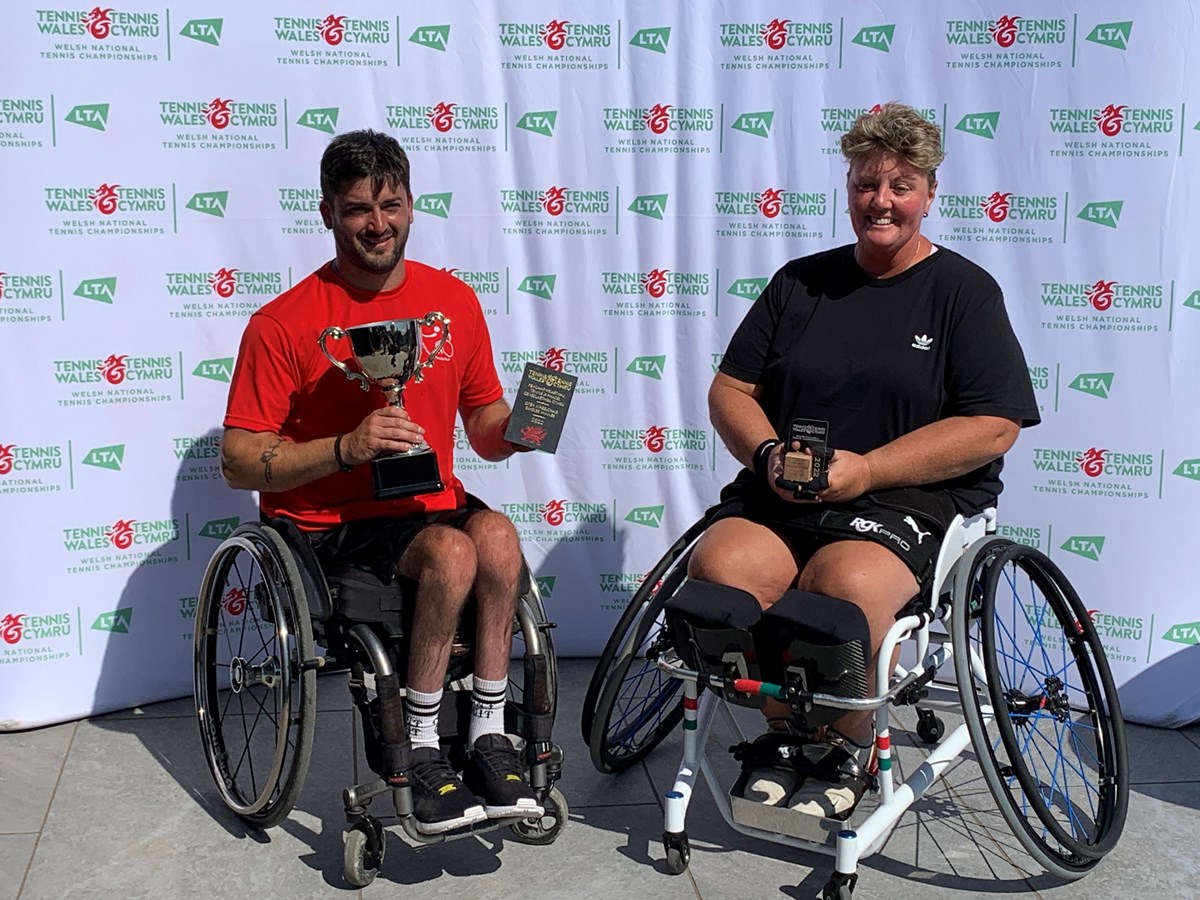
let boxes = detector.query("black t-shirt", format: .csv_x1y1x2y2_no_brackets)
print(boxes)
720,244,1040,515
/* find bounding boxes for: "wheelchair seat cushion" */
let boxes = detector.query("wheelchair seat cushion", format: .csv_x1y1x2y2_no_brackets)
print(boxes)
325,564,417,626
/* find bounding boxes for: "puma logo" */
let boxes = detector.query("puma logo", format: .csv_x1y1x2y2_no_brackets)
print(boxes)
904,515,931,545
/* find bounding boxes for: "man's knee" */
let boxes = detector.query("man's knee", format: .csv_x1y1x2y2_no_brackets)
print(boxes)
401,525,478,597
466,511,523,578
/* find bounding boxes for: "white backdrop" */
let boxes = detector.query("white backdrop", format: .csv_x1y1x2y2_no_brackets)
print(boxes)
2,1,1198,730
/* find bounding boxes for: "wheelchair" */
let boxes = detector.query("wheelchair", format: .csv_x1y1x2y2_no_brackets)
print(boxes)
192,498,566,887
583,506,1129,898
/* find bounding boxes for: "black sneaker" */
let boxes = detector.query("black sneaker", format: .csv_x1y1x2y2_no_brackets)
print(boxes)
408,746,487,834
462,734,545,819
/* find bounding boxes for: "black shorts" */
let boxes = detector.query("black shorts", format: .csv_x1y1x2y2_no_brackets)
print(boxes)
711,485,956,587
306,508,481,584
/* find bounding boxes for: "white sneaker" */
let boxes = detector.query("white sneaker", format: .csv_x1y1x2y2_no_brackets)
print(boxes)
741,764,802,806
787,779,863,819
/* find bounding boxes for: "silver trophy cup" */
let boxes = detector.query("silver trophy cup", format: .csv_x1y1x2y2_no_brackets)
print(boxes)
318,313,451,499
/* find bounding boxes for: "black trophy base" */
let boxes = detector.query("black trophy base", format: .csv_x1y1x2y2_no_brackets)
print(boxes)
371,449,444,500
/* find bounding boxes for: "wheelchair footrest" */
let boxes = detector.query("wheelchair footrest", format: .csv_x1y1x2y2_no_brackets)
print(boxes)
728,772,844,845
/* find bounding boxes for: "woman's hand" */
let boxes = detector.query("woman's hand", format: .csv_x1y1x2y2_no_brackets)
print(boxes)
816,449,873,503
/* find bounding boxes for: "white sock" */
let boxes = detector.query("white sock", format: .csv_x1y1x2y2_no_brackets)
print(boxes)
404,686,442,750
468,676,507,745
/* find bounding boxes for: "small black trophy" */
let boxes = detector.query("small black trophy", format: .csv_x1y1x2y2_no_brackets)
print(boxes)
503,363,577,453
777,418,834,500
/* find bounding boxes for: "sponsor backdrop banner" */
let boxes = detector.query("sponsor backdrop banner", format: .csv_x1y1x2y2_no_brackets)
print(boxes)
2,0,1197,729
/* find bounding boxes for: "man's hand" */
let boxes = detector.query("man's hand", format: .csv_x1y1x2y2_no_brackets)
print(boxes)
502,415,538,453
340,406,426,465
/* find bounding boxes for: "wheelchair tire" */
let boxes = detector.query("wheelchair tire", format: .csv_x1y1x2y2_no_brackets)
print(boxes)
581,517,707,747
194,523,317,829
585,519,706,774
951,538,1129,880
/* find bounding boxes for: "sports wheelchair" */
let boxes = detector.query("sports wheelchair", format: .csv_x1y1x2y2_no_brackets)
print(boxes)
583,507,1129,898
192,498,566,887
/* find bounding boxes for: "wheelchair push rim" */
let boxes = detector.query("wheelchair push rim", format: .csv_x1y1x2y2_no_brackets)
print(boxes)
194,524,317,827
581,517,706,748
587,537,700,774
952,537,1129,879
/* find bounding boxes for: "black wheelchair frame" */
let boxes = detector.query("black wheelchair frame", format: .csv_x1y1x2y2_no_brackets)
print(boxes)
192,501,566,887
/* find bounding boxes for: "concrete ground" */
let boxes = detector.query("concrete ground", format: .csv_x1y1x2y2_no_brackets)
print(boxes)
3,659,1198,899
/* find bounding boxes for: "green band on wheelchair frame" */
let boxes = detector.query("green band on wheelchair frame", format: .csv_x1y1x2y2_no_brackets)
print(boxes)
683,719,697,731
878,756,892,771
761,683,786,700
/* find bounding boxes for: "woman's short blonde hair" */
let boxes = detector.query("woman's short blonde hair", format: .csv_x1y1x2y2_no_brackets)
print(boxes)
840,102,944,183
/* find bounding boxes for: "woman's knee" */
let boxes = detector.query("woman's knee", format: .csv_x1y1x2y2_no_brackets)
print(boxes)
687,520,797,608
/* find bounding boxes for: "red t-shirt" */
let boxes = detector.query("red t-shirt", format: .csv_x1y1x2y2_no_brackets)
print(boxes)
224,260,504,530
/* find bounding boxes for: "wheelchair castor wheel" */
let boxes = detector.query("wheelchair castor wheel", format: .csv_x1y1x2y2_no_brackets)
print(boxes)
821,871,857,899
510,786,569,845
916,709,945,744
343,816,386,887
663,830,690,875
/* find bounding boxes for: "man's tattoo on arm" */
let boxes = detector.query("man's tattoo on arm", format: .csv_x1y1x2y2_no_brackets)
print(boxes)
260,440,282,484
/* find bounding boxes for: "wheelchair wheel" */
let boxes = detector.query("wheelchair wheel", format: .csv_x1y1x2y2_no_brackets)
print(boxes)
951,538,1129,880
583,518,706,774
194,523,317,829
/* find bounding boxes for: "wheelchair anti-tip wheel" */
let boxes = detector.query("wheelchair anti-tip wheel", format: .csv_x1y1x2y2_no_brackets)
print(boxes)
583,518,707,774
194,523,317,829
951,537,1129,880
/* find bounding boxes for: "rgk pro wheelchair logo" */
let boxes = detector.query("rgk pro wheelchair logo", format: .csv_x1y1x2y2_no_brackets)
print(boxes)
849,517,911,552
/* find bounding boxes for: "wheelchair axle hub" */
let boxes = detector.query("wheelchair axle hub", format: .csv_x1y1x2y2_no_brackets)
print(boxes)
228,655,280,693
1005,676,1069,724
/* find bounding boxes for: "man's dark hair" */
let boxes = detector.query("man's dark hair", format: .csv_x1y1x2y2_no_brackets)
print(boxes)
319,129,411,202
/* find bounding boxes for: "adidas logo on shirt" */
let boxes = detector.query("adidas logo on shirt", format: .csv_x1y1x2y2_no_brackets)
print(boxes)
911,334,933,351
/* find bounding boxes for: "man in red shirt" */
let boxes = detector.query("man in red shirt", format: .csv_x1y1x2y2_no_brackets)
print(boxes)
222,129,540,834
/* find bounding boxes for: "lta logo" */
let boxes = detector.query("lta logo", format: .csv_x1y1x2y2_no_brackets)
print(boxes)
1077,201,1123,229
629,26,670,54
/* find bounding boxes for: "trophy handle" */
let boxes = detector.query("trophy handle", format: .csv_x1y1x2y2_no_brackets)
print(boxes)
412,311,451,383
317,327,371,392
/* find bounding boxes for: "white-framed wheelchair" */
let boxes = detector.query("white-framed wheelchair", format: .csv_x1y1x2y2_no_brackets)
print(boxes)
583,506,1129,898
192,497,566,887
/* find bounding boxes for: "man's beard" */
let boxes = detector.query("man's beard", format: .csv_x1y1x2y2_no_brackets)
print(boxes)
342,231,406,273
